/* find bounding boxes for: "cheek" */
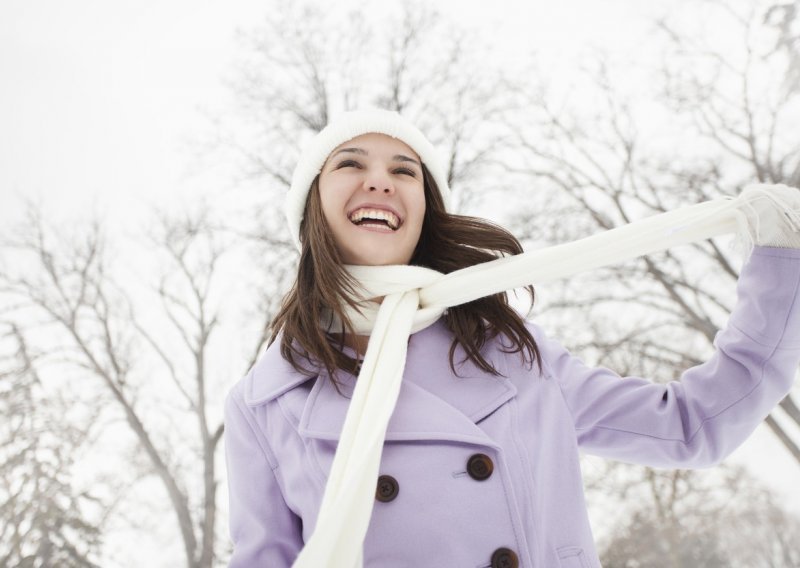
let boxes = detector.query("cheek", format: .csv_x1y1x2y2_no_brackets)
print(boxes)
411,194,426,230
318,188,343,225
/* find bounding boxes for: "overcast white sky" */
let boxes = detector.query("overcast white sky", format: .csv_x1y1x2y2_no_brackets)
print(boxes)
2,0,799,561
0,0,670,227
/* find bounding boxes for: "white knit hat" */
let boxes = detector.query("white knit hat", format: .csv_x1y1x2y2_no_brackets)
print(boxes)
285,107,452,251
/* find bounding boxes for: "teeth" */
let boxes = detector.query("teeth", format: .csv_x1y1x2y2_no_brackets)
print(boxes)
348,208,400,230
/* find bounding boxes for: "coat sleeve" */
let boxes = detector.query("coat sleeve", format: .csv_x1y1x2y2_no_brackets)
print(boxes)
224,382,303,567
533,245,800,468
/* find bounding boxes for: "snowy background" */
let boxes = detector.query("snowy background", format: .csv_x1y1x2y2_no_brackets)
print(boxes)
1,0,799,566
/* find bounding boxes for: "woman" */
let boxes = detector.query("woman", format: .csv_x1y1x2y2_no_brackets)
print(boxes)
224,107,800,568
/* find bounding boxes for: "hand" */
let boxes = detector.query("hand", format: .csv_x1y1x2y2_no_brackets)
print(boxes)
739,183,800,249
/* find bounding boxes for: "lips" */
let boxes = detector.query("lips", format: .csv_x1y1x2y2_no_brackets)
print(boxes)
347,204,403,230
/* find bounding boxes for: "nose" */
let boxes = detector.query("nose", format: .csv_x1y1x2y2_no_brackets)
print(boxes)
364,170,395,194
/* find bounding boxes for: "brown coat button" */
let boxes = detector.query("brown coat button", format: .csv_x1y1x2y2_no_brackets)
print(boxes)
375,474,399,502
491,547,519,568
467,453,494,481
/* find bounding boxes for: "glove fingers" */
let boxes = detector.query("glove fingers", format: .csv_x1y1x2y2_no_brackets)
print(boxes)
740,184,800,249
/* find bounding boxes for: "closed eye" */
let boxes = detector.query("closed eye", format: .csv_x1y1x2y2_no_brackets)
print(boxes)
336,159,417,177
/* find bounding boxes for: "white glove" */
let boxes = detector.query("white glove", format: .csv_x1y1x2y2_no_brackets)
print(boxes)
738,183,800,249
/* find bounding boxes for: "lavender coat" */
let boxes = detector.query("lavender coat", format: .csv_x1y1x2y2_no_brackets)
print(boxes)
224,246,800,567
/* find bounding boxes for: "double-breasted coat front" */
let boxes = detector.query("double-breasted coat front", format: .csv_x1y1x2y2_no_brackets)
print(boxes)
224,246,800,567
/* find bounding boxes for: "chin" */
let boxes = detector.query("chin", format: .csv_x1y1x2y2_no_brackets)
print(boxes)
347,249,410,266
357,256,408,266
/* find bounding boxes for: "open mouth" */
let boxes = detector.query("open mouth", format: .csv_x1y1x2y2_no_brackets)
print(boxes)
348,208,401,231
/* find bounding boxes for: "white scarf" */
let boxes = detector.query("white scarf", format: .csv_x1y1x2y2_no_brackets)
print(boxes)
291,184,799,567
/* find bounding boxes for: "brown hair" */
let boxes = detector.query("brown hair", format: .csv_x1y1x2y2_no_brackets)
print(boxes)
268,163,542,396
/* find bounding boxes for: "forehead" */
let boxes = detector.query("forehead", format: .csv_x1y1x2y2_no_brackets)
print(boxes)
330,132,419,160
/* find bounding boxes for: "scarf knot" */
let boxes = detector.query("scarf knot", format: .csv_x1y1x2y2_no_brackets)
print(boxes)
329,264,449,335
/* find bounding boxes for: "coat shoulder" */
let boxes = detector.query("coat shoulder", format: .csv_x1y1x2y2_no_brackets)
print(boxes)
233,334,319,408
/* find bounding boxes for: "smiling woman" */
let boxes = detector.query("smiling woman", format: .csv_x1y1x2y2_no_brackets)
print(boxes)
222,107,800,568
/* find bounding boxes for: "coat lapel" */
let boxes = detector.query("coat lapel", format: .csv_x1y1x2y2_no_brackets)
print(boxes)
245,319,517,448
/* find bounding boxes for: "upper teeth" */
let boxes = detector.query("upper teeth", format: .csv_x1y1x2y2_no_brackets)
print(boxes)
349,208,400,230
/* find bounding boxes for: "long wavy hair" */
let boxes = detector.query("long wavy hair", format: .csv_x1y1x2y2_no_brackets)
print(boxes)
268,163,542,395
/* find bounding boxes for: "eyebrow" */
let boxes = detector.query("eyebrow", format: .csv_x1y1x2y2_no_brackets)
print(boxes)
331,147,421,167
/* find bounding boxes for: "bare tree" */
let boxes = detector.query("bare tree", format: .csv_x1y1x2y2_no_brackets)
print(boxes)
0,195,245,567
196,0,529,222
0,323,102,567
597,464,800,567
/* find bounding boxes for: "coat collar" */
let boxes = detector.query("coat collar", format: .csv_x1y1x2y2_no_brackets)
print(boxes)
244,319,517,448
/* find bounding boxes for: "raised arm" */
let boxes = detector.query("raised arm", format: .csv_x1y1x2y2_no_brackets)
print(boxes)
531,245,800,468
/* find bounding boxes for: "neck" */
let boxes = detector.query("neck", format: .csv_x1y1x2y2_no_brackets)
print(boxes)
330,295,384,356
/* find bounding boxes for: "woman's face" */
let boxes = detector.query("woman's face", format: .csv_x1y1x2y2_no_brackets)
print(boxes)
318,132,426,266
